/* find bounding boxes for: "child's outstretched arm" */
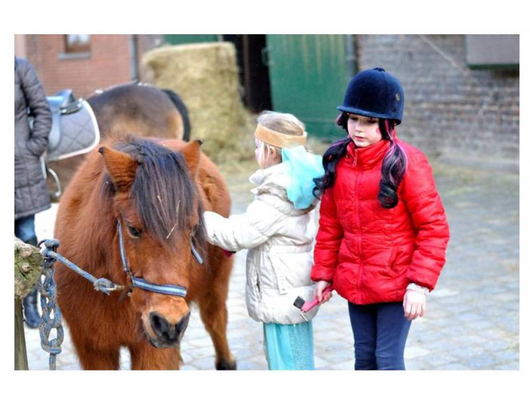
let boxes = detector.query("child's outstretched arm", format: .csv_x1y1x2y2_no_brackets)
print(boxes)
402,150,450,292
203,199,288,252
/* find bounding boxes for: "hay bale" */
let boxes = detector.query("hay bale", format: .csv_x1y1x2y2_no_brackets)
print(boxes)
142,42,256,163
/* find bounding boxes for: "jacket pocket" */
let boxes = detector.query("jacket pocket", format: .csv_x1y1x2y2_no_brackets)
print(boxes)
376,247,398,280
246,261,262,305
254,271,262,301
269,258,287,295
388,246,398,272
26,135,47,157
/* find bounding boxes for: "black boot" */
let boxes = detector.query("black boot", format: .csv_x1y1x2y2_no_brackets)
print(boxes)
23,288,41,328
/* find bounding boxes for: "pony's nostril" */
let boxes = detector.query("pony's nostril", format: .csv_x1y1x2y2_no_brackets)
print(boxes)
175,312,191,337
149,312,190,343
149,312,170,337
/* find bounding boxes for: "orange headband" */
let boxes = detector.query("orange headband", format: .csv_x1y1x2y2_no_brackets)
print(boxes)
254,124,307,148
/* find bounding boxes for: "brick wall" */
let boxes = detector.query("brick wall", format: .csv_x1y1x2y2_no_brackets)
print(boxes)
356,35,519,167
24,35,163,99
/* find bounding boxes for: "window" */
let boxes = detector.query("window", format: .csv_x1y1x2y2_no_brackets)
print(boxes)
465,35,519,69
64,34,91,54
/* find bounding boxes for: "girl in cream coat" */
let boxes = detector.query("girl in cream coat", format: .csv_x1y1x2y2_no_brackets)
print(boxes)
204,111,325,370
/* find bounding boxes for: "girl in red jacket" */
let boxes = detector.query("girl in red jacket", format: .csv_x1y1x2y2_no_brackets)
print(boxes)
311,67,450,370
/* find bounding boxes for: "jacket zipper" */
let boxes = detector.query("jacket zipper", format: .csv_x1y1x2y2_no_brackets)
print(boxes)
355,157,363,301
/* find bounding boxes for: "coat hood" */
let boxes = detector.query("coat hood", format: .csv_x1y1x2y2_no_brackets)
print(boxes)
250,163,315,216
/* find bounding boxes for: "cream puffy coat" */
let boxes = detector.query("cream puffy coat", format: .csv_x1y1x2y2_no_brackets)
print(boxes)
204,163,319,324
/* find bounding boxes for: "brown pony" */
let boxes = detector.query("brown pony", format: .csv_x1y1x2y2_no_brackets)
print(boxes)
54,134,236,370
87,83,190,139
47,83,190,198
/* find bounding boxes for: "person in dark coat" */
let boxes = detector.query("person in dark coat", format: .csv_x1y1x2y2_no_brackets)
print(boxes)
15,56,52,328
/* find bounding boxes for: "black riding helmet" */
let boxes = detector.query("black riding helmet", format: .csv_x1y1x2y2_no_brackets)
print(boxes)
337,67,405,124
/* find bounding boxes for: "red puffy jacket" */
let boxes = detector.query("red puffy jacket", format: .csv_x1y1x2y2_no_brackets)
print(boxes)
311,138,450,304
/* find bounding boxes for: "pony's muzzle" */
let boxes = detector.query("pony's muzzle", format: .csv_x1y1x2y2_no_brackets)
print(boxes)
148,311,191,348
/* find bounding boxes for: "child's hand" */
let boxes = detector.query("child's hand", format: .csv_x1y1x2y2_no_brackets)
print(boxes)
403,289,426,321
315,280,332,304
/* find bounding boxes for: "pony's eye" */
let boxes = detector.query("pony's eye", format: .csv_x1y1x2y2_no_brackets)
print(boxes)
126,224,141,238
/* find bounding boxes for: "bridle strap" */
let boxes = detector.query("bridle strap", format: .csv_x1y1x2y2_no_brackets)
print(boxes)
130,277,187,296
117,219,188,298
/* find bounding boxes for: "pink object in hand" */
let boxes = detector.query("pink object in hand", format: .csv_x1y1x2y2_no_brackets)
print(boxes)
301,286,333,312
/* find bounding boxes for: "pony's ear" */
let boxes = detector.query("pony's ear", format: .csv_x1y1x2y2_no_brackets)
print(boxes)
99,146,138,192
180,140,202,175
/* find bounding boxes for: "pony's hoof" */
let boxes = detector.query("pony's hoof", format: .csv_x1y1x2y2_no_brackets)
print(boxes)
216,359,237,370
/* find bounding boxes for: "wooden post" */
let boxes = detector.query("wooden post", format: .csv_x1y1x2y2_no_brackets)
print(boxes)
14,237,43,370
15,298,28,370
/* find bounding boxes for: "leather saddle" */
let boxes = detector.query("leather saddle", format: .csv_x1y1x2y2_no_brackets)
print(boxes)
29,89,100,199
47,89,84,154
43,90,100,162
47,89,82,115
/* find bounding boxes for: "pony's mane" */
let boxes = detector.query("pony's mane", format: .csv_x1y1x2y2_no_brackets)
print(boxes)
101,137,206,252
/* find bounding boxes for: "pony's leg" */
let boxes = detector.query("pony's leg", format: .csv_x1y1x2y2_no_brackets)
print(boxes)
73,341,121,370
196,284,237,370
129,342,181,370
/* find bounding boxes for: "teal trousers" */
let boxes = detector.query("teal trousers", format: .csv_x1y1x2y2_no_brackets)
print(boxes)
263,321,315,370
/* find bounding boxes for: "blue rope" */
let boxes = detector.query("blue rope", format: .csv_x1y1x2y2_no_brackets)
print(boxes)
38,239,64,370
42,248,125,296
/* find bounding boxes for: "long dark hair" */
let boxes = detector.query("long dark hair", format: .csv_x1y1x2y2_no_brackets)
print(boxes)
313,113,408,209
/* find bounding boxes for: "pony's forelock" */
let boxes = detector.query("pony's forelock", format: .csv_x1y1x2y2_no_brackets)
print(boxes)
102,139,206,252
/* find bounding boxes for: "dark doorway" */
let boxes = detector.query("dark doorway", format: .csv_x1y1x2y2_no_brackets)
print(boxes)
223,35,272,113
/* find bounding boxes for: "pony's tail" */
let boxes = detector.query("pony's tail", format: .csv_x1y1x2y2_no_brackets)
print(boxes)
162,89,191,142
378,120,408,209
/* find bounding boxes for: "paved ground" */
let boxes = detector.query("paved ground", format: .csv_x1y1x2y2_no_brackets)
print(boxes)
23,160,519,370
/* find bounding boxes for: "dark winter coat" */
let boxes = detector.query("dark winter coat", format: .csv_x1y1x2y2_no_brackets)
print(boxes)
310,138,450,304
15,57,52,219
